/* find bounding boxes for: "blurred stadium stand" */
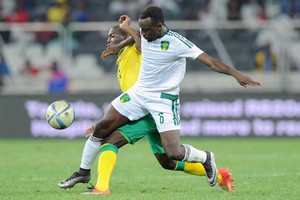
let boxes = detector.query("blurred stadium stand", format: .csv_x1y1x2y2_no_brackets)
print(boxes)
0,0,300,94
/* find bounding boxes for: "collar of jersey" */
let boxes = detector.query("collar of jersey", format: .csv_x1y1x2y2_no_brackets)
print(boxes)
162,29,169,37
152,29,169,43
118,47,125,56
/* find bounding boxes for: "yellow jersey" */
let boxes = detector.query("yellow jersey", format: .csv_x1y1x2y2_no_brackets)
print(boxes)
116,44,141,92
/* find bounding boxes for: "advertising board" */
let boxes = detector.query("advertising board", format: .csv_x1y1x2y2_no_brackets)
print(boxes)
1,93,299,138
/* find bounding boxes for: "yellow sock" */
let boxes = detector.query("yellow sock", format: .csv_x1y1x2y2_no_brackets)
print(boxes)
95,143,118,191
175,161,222,183
217,172,222,184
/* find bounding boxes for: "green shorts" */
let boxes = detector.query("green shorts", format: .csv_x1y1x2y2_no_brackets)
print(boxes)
118,114,165,154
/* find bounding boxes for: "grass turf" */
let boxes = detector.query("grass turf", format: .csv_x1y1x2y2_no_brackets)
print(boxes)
0,138,299,200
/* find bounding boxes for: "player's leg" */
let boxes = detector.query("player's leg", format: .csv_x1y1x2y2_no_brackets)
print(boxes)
146,129,207,175
80,104,130,174
58,104,129,189
159,130,218,186
148,132,234,192
85,115,153,194
153,153,204,174
59,88,146,189
87,131,128,194
148,93,218,186
81,89,148,170
153,153,234,191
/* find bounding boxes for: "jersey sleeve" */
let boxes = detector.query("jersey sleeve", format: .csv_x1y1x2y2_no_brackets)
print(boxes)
176,37,204,59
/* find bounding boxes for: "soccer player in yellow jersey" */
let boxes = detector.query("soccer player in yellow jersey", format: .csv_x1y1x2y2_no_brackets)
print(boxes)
58,15,234,194
115,38,141,92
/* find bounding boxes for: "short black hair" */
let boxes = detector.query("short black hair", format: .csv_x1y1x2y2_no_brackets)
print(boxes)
139,5,164,25
112,25,127,36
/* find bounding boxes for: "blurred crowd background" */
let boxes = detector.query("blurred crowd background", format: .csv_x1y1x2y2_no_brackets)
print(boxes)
0,0,300,94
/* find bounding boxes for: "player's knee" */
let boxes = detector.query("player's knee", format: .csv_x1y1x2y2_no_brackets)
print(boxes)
102,130,128,148
93,119,112,138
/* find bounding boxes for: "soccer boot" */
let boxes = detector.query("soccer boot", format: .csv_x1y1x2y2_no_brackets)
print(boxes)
203,151,218,186
58,172,90,189
218,168,235,192
82,185,110,195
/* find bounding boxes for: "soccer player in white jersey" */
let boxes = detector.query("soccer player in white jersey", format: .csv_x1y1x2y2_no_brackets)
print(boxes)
76,5,262,188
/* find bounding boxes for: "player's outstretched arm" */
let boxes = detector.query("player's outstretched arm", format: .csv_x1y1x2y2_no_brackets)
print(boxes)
196,53,262,88
119,15,141,52
100,37,135,60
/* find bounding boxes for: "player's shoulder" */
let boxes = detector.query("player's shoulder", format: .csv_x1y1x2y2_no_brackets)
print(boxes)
165,30,185,40
164,30,194,48
124,44,135,50
124,44,140,54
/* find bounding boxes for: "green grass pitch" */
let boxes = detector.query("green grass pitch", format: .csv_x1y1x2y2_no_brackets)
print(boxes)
0,138,299,200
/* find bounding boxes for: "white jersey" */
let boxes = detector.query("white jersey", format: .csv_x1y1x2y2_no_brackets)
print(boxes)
135,30,204,92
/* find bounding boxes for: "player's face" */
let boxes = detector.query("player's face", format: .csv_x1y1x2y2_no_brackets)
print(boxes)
106,28,124,46
139,17,162,42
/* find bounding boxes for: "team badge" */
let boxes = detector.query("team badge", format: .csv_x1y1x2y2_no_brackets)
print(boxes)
120,93,131,103
160,41,170,51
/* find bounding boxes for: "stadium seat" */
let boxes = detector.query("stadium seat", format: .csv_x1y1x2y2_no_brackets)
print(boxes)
2,43,24,74
45,43,64,62
72,54,103,78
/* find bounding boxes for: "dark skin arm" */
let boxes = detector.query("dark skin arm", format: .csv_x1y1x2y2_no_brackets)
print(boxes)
153,24,262,88
100,36,135,60
119,15,141,52
100,15,140,59
196,53,262,88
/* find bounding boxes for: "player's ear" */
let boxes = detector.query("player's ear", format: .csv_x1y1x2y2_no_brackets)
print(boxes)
156,22,163,29
156,23,164,32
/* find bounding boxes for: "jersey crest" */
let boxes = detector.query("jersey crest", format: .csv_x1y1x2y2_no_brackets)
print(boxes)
120,93,131,103
160,41,170,51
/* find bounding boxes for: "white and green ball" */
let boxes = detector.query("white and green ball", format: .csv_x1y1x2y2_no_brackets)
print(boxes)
46,100,75,129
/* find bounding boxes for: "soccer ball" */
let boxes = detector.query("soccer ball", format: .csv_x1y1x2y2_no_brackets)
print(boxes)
46,100,75,129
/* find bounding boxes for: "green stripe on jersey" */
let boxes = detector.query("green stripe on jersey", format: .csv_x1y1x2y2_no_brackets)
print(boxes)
161,93,180,125
167,31,193,48
160,93,178,100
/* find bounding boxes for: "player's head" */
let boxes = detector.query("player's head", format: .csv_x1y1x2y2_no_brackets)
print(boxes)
106,25,128,46
139,5,165,42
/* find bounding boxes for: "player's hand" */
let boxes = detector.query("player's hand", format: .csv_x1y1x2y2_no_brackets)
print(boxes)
236,75,262,88
119,15,131,29
84,125,95,137
100,45,119,60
